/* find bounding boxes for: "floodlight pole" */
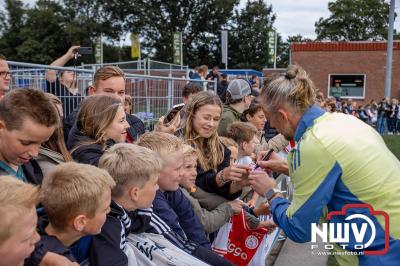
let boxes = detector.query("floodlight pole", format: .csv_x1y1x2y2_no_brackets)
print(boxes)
384,0,395,99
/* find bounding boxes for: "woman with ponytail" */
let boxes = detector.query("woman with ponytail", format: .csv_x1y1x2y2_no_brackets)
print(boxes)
248,65,400,265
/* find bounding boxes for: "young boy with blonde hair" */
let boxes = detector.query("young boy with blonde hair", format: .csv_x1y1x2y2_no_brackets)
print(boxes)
227,121,259,165
227,121,260,207
26,162,115,265
219,136,239,165
138,132,233,265
0,176,40,266
90,143,163,265
180,144,245,234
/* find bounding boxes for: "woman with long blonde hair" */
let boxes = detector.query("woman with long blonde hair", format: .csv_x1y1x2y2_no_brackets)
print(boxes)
183,91,251,200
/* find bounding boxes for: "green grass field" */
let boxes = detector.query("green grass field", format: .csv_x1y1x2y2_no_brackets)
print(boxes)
382,135,400,160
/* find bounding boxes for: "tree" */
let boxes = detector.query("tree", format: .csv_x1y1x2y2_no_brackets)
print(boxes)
315,0,392,41
125,0,239,67
16,0,71,63
228,0,276,70
0,0,133,63
0,0,26,59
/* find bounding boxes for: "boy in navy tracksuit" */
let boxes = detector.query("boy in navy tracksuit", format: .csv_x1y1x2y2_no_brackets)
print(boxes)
138,132,233,265
138,133,210,246
153,189,211,247
90,143,165,265
91,143,232,265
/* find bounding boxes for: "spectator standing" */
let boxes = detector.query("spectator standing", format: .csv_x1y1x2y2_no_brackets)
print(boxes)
45,46,83,117
197,65,208,90
387,98,398,134
249,75,261,94
217,73,229,103
218,79,252,137
377,98,390,134
364,102,378,126
0,54,10,100
331,82,343,100
396,99,400,134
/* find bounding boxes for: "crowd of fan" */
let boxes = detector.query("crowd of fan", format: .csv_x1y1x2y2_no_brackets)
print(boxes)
1,45,399,266
316,91,400,135
0,48,277,266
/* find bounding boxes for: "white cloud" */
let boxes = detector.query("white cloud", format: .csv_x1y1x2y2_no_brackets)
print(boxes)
243,0,400,40
262,0,331,40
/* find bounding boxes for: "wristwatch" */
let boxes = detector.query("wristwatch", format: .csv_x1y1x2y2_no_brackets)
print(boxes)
265,188,282,202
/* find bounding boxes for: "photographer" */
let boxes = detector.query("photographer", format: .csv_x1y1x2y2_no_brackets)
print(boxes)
45,46,83,117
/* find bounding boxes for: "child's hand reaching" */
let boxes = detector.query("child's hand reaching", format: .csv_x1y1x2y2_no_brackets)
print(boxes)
227,199,247,214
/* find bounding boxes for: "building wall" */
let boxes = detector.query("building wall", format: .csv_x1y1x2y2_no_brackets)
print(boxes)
263,42,400,104
290,50,400,103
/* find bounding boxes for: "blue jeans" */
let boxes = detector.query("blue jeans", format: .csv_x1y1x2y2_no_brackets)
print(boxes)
388,118,397,133
377,116,387,134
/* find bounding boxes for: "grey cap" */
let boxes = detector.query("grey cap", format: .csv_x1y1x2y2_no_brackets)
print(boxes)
226,79,252,100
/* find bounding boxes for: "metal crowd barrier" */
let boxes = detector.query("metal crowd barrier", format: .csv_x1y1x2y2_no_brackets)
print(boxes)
7,61,216,127
124,72,216,128
264,174,293,264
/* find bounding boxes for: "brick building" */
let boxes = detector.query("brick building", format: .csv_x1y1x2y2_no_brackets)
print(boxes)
264,41,400,103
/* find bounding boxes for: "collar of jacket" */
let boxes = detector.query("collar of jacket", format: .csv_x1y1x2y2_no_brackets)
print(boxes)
294,104,326,142
224,105,242,119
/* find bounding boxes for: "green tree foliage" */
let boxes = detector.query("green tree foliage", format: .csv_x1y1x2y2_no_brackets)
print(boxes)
17,0,70,63
0,0,292,70
228,0,275,70
0,0,128,63
315,0,392,41
125,0,239,67
0,0,26,59
61,0,127,42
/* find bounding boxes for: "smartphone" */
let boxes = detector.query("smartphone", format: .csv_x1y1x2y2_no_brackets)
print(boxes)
253,148,274,169
76,47,93,55
163,103,185,124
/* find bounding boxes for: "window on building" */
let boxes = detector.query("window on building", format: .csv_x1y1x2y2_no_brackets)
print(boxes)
328,74,365,99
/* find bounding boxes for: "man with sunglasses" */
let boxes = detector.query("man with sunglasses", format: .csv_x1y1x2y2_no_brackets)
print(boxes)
0,54,11,100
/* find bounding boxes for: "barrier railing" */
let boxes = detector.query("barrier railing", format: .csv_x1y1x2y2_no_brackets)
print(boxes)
263,174,293,264
7,61,216,127
124,72,215,128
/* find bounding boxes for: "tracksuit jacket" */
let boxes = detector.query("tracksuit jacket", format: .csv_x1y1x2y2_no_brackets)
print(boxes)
90,200,233,266
270,105,400,265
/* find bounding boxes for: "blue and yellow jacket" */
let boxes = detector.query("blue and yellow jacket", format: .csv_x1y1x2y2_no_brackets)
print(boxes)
270,105,400,265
